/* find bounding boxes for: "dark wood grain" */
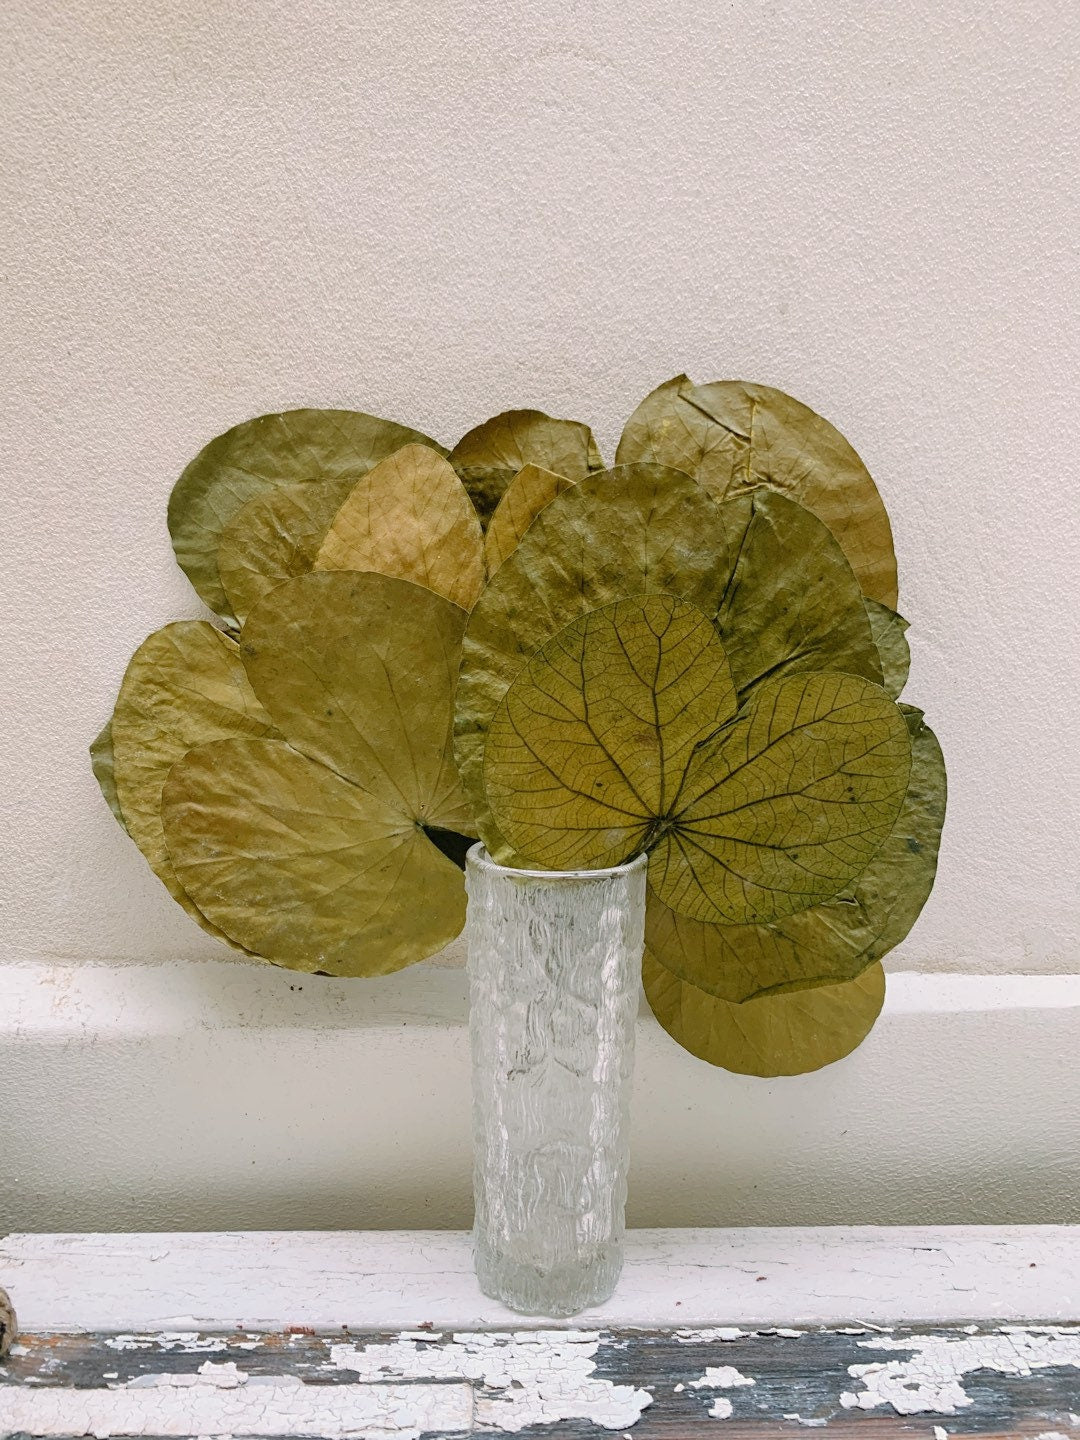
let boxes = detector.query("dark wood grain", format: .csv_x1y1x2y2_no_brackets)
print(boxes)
2,1322,1078,1437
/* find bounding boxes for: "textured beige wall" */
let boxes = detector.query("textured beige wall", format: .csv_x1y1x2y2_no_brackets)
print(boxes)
2,0,1077,977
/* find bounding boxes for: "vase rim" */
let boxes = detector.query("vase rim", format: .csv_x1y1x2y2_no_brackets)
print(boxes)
466,842,648,882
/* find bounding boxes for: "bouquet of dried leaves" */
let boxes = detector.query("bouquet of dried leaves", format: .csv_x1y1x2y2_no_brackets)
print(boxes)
92,378,946,1076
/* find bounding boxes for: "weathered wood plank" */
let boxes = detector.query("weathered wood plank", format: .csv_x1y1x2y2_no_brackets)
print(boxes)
2,1323,1078,1437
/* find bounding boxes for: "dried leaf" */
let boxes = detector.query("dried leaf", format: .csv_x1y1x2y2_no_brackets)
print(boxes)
169,409,444,623
110,622,279,944
485,596,737,868
456,464,744,858
650,671,911,924
643,953,886,1076
865,599,911,699
483,464,576,576
716,488,882,695
162,737,467,977
616,376,897,607
241,571,473,832
448,409,603,525
644,707,946,1001
217,475,359,626
89,720,128,834
315,444,484,610
485,594,910,918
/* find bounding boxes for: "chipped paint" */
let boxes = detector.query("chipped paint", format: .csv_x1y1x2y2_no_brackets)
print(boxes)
708,1395,734,1418
691,1365,756,1390
840,1326,1080,1416
329,1328,653,1432
675,1326,745,1343
0,1368,473,1438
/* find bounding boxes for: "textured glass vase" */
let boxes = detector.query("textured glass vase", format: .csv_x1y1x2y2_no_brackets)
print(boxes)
465,844,647,1317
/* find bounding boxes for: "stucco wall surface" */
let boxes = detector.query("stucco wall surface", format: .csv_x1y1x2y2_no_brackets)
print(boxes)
1,0,1078,980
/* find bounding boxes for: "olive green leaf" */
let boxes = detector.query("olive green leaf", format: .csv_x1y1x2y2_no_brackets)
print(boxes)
716,488,883,696
644,707,946,1001
865,599,911,699
643,952,886,1076
217,475,361,626
456,464,745,858
484,464,576,576
315,444,485,611
616,376,897,608
169,409,445,624
160,572,473,975
89,720,128,834
484,598,911,920
162,737,467,977
240,571,473,831
649,671,911,924
448,409,604,526
484,595,738,869
111,621,279,944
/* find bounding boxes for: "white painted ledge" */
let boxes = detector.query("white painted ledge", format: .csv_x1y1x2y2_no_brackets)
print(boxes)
1,960,1079,1232
3,1227,1079,1332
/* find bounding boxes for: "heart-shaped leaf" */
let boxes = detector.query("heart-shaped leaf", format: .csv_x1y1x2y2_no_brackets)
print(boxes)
484,595,737,868
616,376,897,607
448,409,603,525
315,444,484,610
169,409,444,623
456,464,744,857
161,572,473,974
163,737,467,976
484,597,911,921
483,464,576,576
644,707,945,1000
110,621,280,943
650,671,911,924
643,953,886,1076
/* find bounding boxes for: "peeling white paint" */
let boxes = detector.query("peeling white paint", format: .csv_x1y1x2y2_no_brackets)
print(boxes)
840,1326,1080,1416
329,1328,652,1432
783,1416,826,1428
0,1371,474,1439
691,1365,756,1390
708,1395,734,1418
675,1326,745,1343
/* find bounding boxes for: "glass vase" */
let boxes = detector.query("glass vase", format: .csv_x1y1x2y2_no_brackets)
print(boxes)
465,844,647,1317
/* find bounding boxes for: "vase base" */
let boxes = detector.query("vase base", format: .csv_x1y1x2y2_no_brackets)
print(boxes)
473,1235,623,1318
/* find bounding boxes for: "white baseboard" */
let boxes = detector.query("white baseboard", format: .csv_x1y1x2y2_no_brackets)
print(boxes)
2,960,1078,1232
3,1227,1078,1331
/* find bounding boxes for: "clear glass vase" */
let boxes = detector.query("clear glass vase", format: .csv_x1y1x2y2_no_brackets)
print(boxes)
465,844,647,1317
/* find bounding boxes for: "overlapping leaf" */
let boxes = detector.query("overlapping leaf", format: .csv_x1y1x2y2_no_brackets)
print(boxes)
484,596,738,869
169,408,444,623
649,670,911,924
484,600,911,920
110,621,280,943
89,720,128,834
483,464,575,576
448,409,603,526
315,444,485,610
643,954,886,1076
616,376,897,607
456,464,745,857
217,475,361,626
161,572,473,975
715,488,883,695
644,707,946,1002
864,599,911,699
